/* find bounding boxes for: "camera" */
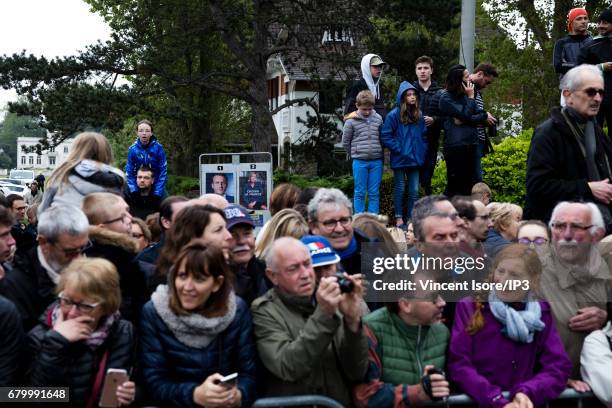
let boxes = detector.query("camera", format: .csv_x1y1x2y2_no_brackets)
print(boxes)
334,272,354,294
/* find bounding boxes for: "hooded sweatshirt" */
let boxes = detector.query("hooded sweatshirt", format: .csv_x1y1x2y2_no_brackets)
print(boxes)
380,81,427,169
343,54,388,120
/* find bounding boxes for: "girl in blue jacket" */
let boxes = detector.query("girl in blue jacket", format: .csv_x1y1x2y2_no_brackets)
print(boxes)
125,120,168,198
380,81,427,228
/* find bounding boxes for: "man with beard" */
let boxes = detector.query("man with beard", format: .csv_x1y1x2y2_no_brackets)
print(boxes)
525,64,612,232
578,9,612,129
251,237,367,405
125,165,162,220
224,204,270,305
540,201,609,391
0,205,90,330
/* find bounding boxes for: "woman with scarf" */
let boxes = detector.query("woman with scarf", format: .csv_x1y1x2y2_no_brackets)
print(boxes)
27,258,136,407
448,244,571,408
139,239,257,407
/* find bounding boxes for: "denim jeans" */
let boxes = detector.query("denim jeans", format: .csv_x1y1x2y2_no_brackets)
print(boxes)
352,159,383,214
393,167,419,220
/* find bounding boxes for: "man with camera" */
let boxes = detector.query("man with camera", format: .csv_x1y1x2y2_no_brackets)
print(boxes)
354,269,450,407
251,237,368,406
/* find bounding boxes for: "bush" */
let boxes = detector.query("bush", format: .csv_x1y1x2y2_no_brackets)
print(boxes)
431,129,532,205
167,174,200,196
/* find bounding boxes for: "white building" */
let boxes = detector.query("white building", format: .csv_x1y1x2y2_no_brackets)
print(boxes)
17,135,73,173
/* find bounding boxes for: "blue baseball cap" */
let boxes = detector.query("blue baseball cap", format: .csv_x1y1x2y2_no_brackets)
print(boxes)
301,235,341,267
224,204,255,230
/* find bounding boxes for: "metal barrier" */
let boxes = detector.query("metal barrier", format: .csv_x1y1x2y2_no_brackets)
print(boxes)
252,389,596,408
252,395,345,408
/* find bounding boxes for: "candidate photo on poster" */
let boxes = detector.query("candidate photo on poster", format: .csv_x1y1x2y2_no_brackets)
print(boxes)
205,172,235,203
239,170,267,210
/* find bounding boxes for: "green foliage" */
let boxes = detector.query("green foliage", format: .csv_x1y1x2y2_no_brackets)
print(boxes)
166,174,200,196
0,113,45,167
431,130,533,205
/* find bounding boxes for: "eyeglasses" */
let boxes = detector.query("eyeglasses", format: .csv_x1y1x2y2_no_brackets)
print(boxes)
550,222,592,233
58,292,100,313
104,214,132,225
580,88,605,97
319,216,352,229
53,239,93,257
518,237,548,246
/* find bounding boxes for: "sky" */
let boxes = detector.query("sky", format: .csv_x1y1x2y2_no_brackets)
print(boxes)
0,0,112,114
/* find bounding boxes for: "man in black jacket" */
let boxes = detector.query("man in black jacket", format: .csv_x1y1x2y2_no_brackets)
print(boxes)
526,64,612,231
224,204,270,305
554,7,592,105
344,53,388,120
413,56,445,195
578,8,612,129
125,165,162,220
0,205,90,331
0,295,22,386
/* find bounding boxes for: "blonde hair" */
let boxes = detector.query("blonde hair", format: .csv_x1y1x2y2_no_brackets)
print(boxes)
57,257,121,316
487,202,521,232
82,192,124,225
466,244,542,335
471,182,491,201
353,212,388,227
356,90,375,107
46,132,114,192
255,208,309,258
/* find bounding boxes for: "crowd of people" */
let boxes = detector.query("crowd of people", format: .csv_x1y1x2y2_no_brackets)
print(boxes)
0,8,611,408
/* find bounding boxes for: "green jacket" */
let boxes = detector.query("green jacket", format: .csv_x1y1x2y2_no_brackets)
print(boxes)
363,307,449,385
251,287,369,406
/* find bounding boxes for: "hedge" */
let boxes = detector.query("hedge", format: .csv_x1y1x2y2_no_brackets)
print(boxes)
165,128,533,221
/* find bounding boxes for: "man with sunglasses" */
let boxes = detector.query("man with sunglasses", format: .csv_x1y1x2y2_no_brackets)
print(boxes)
0,205,90,331
526,64,612,234
539,201,609,392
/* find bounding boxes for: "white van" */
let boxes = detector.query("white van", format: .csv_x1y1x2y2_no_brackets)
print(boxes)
9,169,35,186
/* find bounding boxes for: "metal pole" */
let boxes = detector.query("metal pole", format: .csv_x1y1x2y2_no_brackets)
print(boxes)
459,0,476,72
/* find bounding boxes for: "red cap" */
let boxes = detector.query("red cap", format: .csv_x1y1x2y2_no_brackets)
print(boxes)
567,8,588,33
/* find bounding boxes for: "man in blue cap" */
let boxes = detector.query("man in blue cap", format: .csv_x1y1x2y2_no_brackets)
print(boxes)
301,235,341,279
224,204,270,305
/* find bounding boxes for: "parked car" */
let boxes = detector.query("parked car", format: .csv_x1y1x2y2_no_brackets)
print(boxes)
0,182,27,197
8,169,35,186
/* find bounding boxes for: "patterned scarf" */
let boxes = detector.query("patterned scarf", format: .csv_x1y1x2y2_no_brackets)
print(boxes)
50,303,119,350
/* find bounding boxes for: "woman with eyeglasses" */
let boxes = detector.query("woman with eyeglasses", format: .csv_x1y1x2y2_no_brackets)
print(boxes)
517,220,551,259
140,239,257,407
38,132,125,214
448,244,572,408
27,258,137,406
131,217,151,251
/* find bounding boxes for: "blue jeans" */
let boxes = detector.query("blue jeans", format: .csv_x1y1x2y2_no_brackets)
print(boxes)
352,159,383,214
393,167,419,220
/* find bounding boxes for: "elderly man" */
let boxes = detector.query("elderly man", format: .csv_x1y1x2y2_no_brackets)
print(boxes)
224,204,269,305
251,237,368,405
540,201,609,391
0,205,90,330
526,64,612,232
309,188,372,276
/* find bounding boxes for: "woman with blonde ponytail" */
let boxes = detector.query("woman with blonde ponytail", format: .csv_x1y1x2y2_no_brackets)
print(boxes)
448,244,571,408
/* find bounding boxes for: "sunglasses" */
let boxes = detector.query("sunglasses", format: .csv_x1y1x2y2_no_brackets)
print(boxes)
581,87,605,97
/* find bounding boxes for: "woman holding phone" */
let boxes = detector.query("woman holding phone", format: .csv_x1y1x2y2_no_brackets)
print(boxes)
140,239,257,407
438,64,488,197
27,258,136,406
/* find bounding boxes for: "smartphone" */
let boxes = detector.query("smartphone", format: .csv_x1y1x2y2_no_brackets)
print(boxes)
217,372,238,390
99,368,129,407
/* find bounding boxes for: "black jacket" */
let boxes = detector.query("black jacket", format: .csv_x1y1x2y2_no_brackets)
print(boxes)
27,306,135,407
125,190,162,221
553,34,592,76
232,257,271,306
578,36,612,104
343,78,388,120
85,227,148,323
0,296,23,386
0,247,56,332
414,81,445,127
525,107,612,222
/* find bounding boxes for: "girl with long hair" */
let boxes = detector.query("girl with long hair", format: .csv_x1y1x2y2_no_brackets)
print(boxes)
380,81,427,228
448,244,571,408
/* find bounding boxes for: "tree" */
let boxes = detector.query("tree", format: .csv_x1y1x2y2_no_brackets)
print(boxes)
0,0,373,163
0,113,46,168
